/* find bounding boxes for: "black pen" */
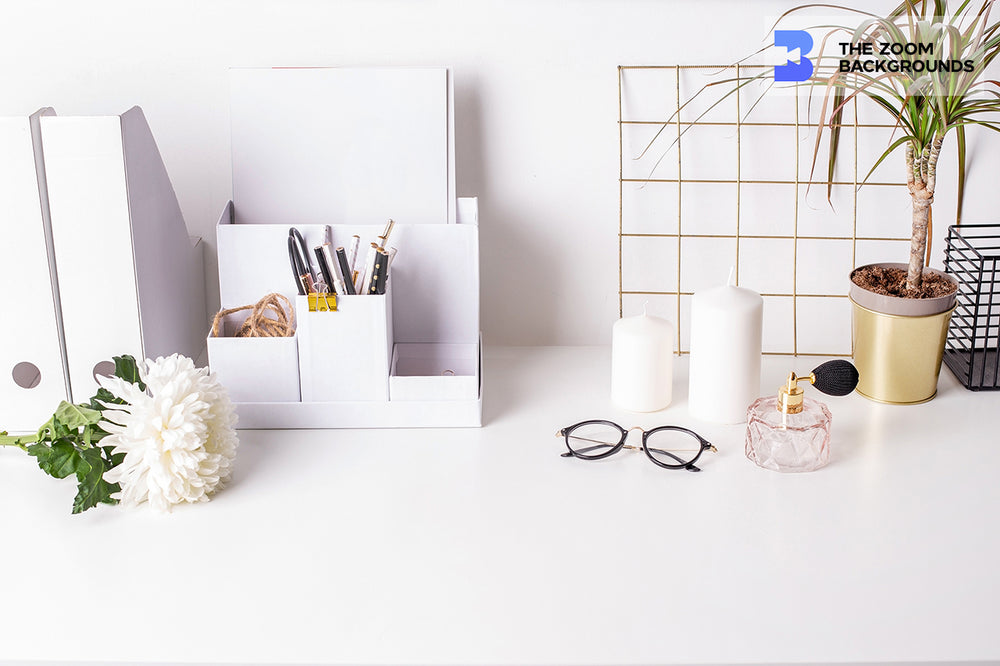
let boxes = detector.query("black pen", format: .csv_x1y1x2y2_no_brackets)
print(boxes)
288,235,314,295
335,247,357,295
314,245,337,295
374,248,390,295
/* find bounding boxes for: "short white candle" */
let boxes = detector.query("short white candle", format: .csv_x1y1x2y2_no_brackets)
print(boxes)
688,268,763,424
611,305,674,412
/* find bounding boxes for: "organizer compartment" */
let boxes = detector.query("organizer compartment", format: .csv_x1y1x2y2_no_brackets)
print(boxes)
390,343,479,402
207,313,300,403
296,291,393,402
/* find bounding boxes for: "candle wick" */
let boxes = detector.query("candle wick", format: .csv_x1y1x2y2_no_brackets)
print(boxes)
727,265,736,287
642,300,649,317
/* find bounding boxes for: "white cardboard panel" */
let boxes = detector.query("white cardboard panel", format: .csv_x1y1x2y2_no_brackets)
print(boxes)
41,114,143,402
296,293,393,402
216,208,329,307
230,67,453,226
390,343,479,402
0,110,68,431
42,109,205,401
457,197,478,224
121,108,207,364
207,319,300,404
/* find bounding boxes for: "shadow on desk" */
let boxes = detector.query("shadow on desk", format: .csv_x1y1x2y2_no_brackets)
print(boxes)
481,347,541,427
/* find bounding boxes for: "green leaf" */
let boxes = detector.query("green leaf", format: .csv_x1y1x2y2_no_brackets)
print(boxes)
84,422,110,447
72,447,119,514
956,124,967,225
113,355,145,390
88,386,123,410
101,445,125,467
36,414,72,443
27,440,85,480
53,401,102,431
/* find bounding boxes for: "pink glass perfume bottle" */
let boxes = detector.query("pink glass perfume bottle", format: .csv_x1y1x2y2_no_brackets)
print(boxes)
746,360,859,473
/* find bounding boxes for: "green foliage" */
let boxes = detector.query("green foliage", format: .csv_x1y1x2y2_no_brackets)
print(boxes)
1,354,144,514
796,0,1000,202
646,0,1000,221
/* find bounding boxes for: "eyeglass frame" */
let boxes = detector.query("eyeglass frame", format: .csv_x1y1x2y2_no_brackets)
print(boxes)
556,420,717,472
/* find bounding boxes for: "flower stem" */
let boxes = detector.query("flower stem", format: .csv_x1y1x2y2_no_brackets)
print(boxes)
0,432,38,451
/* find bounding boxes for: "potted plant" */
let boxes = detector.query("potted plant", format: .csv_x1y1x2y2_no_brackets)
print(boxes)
656,0,1000,403
801,0,1000,403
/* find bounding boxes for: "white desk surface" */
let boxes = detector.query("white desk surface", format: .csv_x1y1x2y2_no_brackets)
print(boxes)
2,346,999,665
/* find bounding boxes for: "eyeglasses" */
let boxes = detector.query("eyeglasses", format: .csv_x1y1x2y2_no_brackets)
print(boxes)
556,420,717,471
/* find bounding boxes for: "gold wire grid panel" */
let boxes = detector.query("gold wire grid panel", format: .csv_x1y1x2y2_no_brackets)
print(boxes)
618,64,911,356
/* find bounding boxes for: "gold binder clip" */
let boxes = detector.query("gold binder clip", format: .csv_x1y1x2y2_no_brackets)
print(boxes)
308,292,337,312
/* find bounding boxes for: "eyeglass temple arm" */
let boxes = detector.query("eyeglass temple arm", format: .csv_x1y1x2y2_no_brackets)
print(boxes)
560,441,703,471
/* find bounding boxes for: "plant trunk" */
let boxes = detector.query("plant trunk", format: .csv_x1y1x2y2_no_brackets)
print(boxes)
908,193,932,289
904,135,944,292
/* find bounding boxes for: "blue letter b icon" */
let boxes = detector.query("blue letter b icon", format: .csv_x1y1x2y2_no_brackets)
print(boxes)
774,30,814,82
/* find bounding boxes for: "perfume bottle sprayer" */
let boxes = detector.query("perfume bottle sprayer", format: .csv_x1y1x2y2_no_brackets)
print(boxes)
745,360,860,473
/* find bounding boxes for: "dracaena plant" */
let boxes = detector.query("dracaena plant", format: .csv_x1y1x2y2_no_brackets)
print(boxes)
645,0,1000,293
805,0,1000,291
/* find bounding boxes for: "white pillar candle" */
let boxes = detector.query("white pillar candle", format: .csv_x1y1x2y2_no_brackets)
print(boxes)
688,268,763,424
611,306,674,412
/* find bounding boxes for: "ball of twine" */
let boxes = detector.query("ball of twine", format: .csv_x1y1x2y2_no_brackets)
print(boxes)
211,293,295,338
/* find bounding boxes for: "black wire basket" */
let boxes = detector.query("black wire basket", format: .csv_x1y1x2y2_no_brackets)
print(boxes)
944,224,1000,390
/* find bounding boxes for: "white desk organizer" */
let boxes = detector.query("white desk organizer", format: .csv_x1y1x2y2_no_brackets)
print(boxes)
208,67,481,428
0,106,205,432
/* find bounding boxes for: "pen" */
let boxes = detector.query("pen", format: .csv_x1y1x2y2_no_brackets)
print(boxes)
347,235,360,274
314,245,336,294
357,243,378,295
373,248,389,295
288,234,315,295
377,219,395,248
289,228,317,285
367,249,385,294
322,243,347,295
386,246,398,270
335,247,357,295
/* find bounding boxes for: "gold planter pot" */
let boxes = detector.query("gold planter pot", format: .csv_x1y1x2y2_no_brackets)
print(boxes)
851,300,955,404
850,263,958,405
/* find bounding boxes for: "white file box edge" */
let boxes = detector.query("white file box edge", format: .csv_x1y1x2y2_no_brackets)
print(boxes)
0,109,69,432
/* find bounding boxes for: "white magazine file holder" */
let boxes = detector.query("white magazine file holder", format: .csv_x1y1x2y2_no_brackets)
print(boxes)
0,109,69,432
1,107,206,433
40,107,206,403
209,67,481,428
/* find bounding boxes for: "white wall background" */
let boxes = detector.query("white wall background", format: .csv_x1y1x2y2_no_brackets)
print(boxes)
3,0,995,346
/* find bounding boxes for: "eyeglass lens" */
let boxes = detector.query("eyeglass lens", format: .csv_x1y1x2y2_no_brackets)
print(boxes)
564,422,622,458
644,428,702,467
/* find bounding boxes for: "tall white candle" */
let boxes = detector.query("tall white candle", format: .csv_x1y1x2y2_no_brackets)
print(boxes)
688,268,763,424
611,305,674,412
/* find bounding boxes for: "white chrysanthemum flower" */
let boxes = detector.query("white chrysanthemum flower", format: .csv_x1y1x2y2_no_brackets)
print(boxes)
98,355,238,512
